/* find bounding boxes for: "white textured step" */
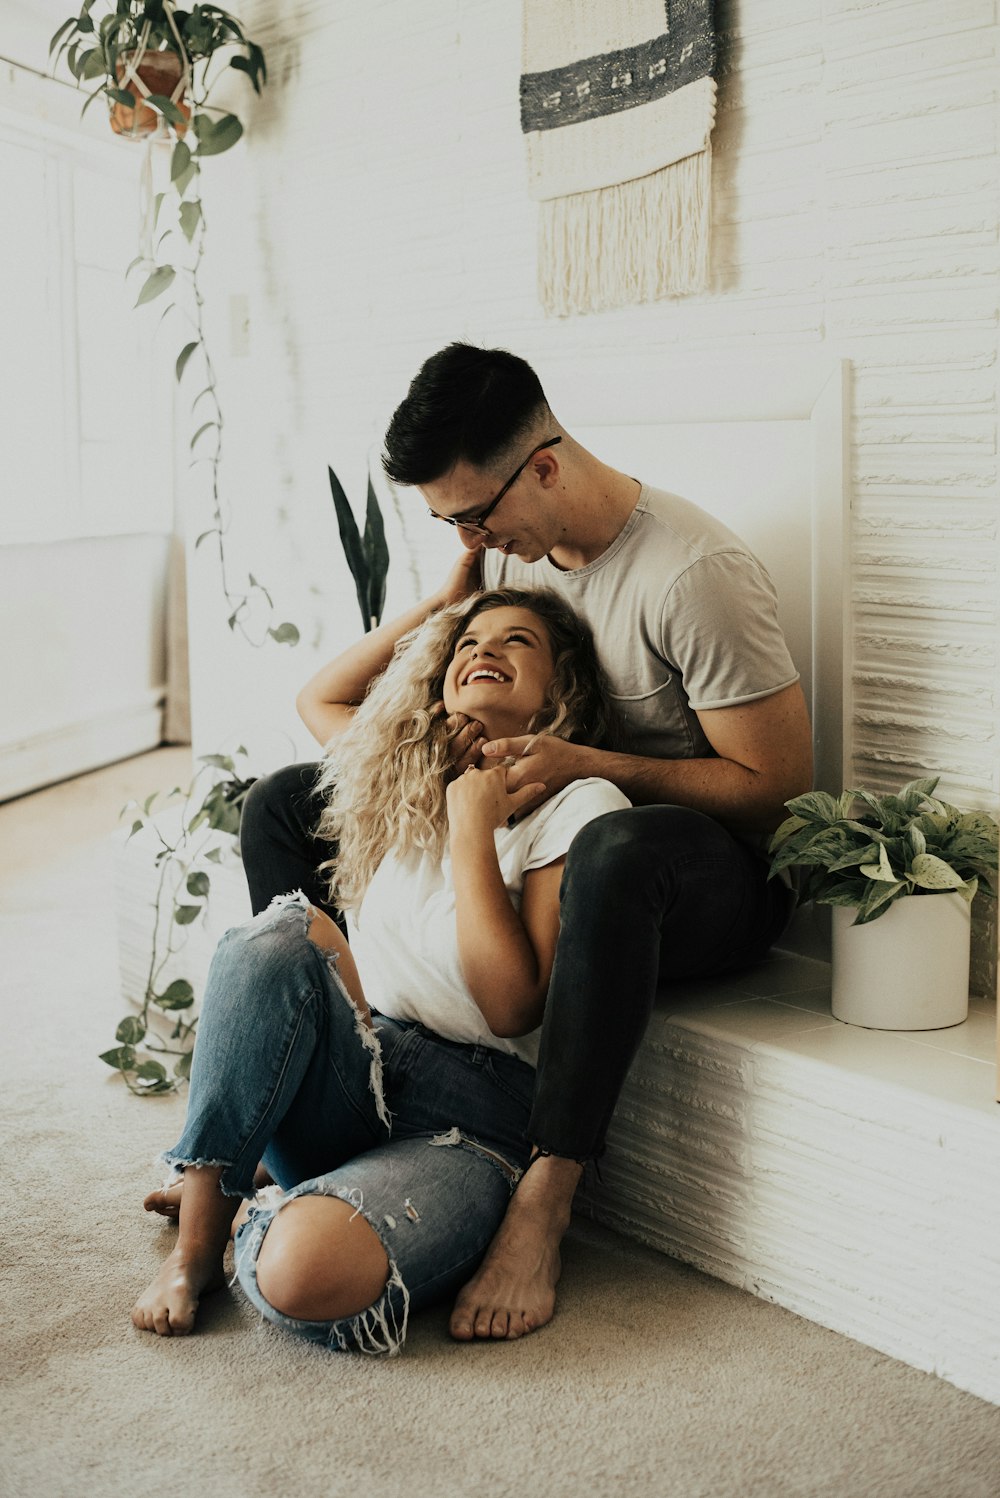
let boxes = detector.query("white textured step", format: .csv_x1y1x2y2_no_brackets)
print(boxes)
578,951,1000,1406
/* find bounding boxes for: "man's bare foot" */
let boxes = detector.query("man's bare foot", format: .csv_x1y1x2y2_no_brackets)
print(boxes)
449,1154,583,1342
131,1246,226,1337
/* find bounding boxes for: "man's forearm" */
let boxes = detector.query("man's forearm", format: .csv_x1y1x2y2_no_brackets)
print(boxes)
572,744,801,834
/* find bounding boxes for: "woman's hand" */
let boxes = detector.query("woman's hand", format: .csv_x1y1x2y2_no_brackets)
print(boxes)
435,550,482,608
445,764,546,834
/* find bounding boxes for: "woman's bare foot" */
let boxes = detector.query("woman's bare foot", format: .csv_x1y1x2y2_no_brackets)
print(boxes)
144,1181,183,1219
132,1163,237,1338
142,1164,273,1221
449,1154,582,1341
131,1245,226,1336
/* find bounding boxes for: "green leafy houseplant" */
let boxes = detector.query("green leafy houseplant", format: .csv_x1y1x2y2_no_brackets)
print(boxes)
768,777,999,926
102,748,255,1093
50,3,298,649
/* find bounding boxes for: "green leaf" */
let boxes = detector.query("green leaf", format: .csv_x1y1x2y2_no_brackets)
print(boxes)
328,465,370,632
191,420,218,450
193,111,243,156
144,94,187,127
782,791,844,827
152,190,167,225
860,844,897,883
135,266,176,308
187,809,209,834
157,979,195,1010
176,340,198,381
108,85,136,107
195,528,217,549
853,879,908,924
126,818,144,842
186,870,211,898
364,477,389,628
115,1015,146,1044
179,199,202,242
268,622,300,645
171,139,192,182
204,847,223,864
99,1044,136,1071
908,853,966,891
49,18,78,56
134,1060,168,1084
200,753,236,771
174,158,198,196
174,904,202,926
174,1051,193,1081
79,47,106,81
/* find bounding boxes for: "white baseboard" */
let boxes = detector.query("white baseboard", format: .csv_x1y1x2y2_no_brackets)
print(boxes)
0,690,166,801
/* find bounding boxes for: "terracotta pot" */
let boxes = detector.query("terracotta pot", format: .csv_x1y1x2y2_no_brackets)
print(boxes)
831,891,971,1030
111,51,190,139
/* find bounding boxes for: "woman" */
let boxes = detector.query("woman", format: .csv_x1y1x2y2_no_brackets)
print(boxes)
132,588,629,1353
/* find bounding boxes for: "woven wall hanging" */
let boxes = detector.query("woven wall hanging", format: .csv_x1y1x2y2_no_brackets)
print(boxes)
520,1,717,316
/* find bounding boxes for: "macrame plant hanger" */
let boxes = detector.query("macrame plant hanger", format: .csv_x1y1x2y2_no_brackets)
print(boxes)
124,2,192,263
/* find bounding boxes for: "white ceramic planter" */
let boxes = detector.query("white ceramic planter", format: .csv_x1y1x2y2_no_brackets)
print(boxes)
831,891,971,1030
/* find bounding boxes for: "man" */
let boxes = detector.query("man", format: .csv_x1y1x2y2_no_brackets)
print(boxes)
241,343,813,1342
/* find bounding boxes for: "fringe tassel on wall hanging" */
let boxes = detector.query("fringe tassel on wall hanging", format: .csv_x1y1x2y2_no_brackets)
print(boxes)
521,1,717,317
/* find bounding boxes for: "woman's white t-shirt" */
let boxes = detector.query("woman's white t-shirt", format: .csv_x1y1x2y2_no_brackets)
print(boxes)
347,777,630,1068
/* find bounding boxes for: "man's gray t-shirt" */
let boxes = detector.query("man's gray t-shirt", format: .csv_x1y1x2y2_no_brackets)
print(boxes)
482,483,799,761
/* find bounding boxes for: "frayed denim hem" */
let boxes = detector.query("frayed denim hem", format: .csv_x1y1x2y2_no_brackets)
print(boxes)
233,1179,410,1357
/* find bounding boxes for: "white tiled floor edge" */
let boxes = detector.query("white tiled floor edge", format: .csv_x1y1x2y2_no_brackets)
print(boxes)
577,951,1000,1406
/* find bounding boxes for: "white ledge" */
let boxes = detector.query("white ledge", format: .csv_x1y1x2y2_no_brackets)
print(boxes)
578,950,1000,1407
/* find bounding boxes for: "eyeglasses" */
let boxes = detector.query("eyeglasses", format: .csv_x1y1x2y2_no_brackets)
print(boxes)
427,436,562,536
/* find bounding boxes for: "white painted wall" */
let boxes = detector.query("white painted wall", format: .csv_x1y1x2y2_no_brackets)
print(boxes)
179,0,998,988
0,25,174,798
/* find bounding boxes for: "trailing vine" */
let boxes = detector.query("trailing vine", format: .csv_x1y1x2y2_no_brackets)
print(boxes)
50,2,299,648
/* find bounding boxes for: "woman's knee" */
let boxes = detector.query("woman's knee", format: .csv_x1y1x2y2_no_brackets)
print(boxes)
255,1195,390,1322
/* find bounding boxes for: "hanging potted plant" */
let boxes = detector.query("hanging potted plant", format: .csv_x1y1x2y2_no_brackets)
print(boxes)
49,2,265,141
48,3,297,649
769,778,998,1031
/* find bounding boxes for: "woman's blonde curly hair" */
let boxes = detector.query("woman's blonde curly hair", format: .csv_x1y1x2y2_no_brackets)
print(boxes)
316,588,617,911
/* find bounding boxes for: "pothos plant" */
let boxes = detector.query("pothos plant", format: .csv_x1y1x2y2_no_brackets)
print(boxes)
101,747,255,1093
50,2,298,649
100,466,391,1093
769,777,998,927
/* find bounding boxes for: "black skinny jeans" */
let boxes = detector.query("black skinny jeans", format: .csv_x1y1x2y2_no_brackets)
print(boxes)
239,764,793,1161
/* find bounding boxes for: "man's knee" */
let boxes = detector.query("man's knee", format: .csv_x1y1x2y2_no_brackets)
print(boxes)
566,805,717,874
241,762,320,842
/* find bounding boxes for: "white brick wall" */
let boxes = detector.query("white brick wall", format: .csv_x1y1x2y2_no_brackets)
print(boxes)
184,0,999,989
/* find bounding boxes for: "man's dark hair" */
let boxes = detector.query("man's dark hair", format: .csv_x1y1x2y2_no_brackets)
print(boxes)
382,343,548,486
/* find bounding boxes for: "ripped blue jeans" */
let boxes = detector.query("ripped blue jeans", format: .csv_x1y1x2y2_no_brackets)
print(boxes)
161,897,534,1355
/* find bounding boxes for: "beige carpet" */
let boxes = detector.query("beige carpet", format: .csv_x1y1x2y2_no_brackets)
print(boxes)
3,750,1000,1498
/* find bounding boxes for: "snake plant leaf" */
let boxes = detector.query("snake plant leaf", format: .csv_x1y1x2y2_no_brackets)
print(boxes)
364,477,389,628
907,853,967,891
328,465,370,632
